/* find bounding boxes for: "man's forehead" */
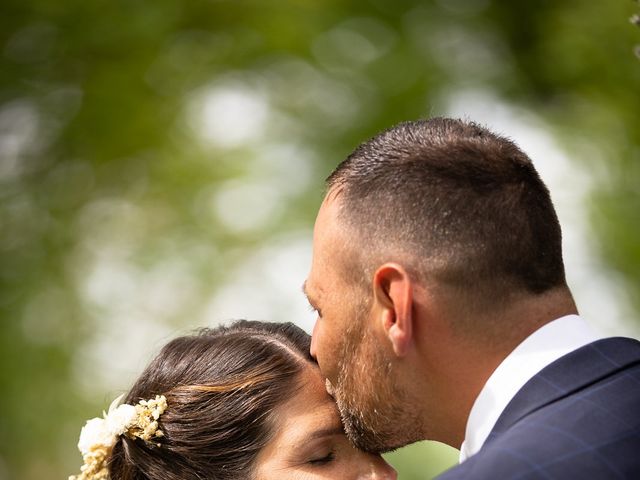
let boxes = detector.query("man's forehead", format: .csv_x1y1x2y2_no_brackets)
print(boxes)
314,193,348,245
310,190,358,288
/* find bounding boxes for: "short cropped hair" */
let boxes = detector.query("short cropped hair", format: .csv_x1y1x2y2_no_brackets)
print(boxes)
327,117,567,310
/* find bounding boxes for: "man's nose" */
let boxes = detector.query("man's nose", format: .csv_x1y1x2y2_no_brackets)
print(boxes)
309,321,319,359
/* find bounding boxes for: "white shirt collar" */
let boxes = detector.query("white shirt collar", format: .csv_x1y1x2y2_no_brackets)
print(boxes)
459,314,602,463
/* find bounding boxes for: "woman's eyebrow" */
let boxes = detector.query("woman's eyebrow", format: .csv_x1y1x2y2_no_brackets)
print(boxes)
304,426,344,441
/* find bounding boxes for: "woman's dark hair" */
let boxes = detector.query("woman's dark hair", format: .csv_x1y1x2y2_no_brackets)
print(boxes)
108,320,312,480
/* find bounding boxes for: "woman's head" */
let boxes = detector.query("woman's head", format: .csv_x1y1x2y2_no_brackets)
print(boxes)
100,320,396,480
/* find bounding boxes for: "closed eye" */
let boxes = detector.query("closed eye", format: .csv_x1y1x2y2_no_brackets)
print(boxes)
302,281,322,317
306,301,322,318
308,451,335,465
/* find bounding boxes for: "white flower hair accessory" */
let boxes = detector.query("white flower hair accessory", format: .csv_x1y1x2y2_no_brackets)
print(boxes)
69,394,168,480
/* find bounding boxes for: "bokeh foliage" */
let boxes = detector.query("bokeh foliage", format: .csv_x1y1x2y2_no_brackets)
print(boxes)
1,0,638,478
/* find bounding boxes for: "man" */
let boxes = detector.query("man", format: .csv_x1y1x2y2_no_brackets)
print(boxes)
304,117,640,478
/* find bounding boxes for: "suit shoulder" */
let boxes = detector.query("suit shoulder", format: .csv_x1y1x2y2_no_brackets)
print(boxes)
436,362,640,479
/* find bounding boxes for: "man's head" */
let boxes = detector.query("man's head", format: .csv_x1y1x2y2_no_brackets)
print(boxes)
306,117,574,451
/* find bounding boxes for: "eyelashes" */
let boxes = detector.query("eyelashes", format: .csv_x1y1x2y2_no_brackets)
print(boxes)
307,302,322,318
308,451,335,466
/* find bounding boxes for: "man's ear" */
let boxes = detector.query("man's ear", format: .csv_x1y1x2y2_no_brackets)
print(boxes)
372,263,413,357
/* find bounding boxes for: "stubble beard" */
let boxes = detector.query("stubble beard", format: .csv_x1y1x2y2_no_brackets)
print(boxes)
331,314,423,454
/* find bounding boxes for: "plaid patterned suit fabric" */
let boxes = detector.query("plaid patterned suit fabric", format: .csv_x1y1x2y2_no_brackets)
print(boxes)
436,337,640,479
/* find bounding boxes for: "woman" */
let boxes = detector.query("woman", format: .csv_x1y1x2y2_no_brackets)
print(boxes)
70,320,397,479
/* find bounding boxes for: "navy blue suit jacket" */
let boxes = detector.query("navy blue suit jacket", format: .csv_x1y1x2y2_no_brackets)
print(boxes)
436,337,640,479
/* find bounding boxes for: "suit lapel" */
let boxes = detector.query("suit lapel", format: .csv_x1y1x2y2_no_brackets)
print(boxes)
486,337,640,443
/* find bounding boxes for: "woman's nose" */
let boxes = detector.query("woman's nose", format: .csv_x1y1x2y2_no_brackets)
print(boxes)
375,462,397,480
363,455,397,480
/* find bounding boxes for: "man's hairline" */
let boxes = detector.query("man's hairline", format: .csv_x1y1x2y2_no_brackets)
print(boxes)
320,186,537,324
322,187,432,298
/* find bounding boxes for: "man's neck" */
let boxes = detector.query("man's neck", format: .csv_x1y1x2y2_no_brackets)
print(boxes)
416,287,578,448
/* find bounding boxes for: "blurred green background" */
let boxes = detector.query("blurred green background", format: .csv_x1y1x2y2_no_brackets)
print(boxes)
1,0,639,478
